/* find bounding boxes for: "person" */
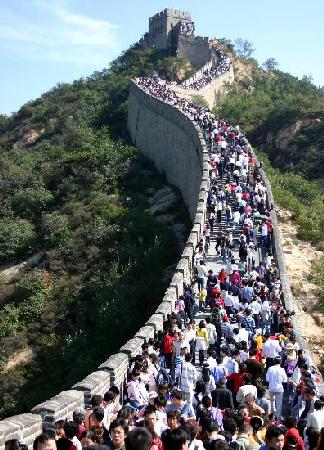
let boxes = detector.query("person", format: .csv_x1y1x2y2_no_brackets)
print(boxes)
211,377,234,409
236,375,257,406
259,426,285,450
161,427,189,450
266,356,287,419
201,363,216,395
306,399,324,432
73,408,86,440
196,320,209,366
166,390,194,421
80,430,96,447
56,422,79,450
108,419,128,450
177,354,198,403
126,370,147,410
262,334,282,370
125,428,152,450
33,434,57,450
165,410,181,431
142,406,163,449
197,260,208,292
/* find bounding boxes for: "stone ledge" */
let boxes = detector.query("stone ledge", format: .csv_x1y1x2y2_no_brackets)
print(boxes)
31,390,84,425
72,371,110,407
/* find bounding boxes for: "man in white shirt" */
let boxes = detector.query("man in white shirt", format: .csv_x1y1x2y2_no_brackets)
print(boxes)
306,399,324,432
250,297,262,328
178,354,198,403
236,375,257,405
266,356,287,419
196,260,208,292
263,334,282,370
205,317,217,346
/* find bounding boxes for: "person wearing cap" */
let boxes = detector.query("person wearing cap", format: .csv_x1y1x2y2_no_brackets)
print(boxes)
266,356,287,419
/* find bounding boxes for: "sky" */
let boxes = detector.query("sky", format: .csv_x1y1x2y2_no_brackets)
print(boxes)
1,0,324,115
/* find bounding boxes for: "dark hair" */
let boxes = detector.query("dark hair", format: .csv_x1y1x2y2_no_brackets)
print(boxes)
33,434,54,450
63,421,79,439
92,407,104,422
204,419,218,433
202,395,212,409
144,406,156,417
125,428,152,450
222,418,238,435
161,428,188,450
208,441,230,450
55,420,66,429
104,391,115,402
81,430,96,443
266,426,285,443
109,385,120,396
72,409,85,424
171,390,183,401
305,427,320,450
5,440,24,450
90,395,103,407
110,418,129,434
167,410,181,421
283,417,297,429
314,400,324,411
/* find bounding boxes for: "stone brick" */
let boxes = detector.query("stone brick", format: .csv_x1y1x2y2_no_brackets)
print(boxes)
146,314,164,332
170,272,184,297
134,325,155,341
181,246,194,273
31,391,84,425
155,301,172,319
72,371,110,407
98,353,129,388
0,414,42,450
175,258,190,283
120,337,145,358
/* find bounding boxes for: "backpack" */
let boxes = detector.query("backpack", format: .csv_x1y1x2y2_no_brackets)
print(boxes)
155,368,172,388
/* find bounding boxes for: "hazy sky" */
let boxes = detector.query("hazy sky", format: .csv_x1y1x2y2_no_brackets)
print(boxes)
1,0,324,115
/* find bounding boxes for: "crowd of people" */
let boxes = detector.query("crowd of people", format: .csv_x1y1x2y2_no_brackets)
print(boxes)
182,47,231,91
179,21,195,37
7,49,323,450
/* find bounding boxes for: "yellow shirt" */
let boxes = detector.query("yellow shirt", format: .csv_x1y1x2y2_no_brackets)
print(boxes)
255,335,263,350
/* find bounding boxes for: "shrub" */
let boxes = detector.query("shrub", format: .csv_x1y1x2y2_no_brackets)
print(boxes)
0,218,36,264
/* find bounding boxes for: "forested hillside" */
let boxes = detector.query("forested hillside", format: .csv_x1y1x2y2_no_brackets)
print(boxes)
217,54,324,182
0,45,191,418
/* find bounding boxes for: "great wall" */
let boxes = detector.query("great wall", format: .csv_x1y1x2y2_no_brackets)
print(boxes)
0,8,322,449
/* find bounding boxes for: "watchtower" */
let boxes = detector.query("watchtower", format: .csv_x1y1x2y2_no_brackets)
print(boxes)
148,8,192,50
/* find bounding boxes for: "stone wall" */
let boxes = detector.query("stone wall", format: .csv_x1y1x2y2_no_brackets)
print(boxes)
176,35,212,69
0,80,210,450
169,64,235,108
127,81,209,220
1,69,321,448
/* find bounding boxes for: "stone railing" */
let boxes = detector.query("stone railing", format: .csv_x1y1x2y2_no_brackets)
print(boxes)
182,60,213,86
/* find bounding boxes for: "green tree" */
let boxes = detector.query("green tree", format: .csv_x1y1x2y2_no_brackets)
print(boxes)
262,58,279,71
234,39,255,59
0,218,36,264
